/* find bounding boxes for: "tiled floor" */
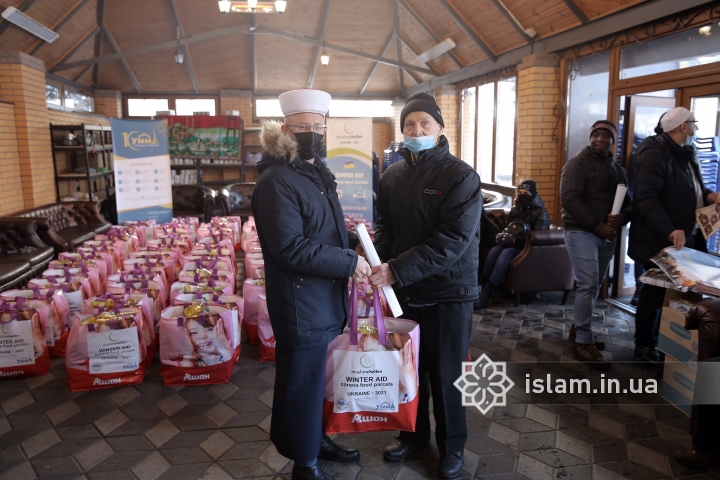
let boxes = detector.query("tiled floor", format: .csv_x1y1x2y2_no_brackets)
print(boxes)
2,281,720,479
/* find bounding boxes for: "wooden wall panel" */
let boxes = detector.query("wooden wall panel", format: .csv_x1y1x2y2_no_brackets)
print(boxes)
361,52,399,94
256,35,313,92
104,0,176,51
396,5,457,75
404,0,489,65
577,0,646,20
0,0,78,54
399,40,432,84
125,52,196,92
53,37,96,85
96,36,135,92
502,0,578,39
190,35,253,92
451,0,527,54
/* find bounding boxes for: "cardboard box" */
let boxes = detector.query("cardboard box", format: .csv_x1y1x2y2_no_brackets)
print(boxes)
661,355,696,416
657,290,702,372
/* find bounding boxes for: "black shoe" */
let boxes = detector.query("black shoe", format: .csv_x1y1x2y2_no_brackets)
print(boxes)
292,464,332,480
382,438,430,461
319,434,360,463
635,346,660,364
631,288,641,306
438,451,464,479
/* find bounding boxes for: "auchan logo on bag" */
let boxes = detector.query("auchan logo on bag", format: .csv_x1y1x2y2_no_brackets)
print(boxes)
351,414,387,423
183,373,210,381
0,370,24,377
93,377,122,386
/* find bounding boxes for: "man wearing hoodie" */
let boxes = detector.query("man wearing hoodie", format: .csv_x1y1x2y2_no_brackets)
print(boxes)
560,120,631,369
368,92,482,479
629,107,720,364
251,89,372,480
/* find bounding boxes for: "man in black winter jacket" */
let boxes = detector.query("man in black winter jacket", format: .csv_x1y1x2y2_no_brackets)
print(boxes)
560,120,631,370
629,107,720,364
251,89,372,480
368,92,482,480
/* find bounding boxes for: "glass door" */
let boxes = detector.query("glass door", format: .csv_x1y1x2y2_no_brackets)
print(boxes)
612,94,676,299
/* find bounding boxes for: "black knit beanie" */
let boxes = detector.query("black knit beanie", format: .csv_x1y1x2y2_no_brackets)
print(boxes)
400,93,444,132
518,180,537,196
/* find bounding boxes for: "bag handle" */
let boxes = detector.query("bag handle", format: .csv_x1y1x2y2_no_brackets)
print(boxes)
349,280,359,346
373,289,387,346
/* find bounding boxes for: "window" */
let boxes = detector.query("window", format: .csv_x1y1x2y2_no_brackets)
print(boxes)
46,83,94,112
124,96,218,117
620,26,720,79
255,99,394,118
460,76,517,185
565,53,610,162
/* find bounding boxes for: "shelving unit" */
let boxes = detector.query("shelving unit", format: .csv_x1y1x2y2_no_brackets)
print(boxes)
50,123,114,202
242,126,262,183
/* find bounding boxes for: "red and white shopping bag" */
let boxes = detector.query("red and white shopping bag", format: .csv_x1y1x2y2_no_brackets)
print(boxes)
65,310,147,391
242,278,265,344
3,288,70,358
323,283,420,434
257,294,275,362
0,299,51,377
159,301,237,386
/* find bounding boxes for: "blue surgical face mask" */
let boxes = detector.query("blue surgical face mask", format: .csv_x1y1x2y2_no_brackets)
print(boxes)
403,135,435,154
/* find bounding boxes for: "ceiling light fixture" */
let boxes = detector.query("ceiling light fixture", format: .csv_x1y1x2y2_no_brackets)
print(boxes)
218,0,232,13
247,0,258,11
1,6,59,43
274,0,287,13
320,46,329,66
174,26,184,64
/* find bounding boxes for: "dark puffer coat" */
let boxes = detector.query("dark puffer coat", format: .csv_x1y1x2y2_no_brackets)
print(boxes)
374,136,482,305
251,122,358,350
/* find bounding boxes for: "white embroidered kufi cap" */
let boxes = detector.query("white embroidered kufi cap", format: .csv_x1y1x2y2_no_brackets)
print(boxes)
660,107,693,132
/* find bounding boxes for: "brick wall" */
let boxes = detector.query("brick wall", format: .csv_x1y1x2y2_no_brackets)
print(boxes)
393,101,403,143
515,54,562,222
435,85,459,158
95,90,122,118
0,53,55,208
0,102,25,215
372,121,392,159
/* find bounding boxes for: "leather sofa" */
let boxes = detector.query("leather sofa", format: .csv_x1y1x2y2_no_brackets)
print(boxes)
504,229,574,307
10,202,111,253
0,218,54,291
172,185,225,223
217,182,255,220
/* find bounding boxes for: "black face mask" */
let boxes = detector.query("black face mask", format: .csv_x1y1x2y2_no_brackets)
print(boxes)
293,131,324,160
517,195,534,207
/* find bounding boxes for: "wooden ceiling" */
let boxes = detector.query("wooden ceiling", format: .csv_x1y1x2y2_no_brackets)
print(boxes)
0,0,650,95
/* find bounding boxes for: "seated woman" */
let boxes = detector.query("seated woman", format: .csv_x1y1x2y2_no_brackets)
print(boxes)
476,180,549,309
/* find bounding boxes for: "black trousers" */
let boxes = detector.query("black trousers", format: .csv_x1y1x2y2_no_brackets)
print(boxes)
691,356,720,453
633,261,666,348
271,342,327,464
398,301,473,456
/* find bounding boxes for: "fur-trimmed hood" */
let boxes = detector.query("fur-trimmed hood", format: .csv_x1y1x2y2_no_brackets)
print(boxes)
260,121,297,161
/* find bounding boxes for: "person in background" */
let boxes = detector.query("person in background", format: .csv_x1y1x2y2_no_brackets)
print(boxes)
560,120,632,369
476,180,549,309
251,89,372,480
629,107,720,363
369,92,482,479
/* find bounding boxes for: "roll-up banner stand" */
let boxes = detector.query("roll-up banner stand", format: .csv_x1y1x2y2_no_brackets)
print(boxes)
111,119,173,224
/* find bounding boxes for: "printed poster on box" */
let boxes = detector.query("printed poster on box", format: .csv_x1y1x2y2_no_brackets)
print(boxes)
111,119,173,224
326,118,373,228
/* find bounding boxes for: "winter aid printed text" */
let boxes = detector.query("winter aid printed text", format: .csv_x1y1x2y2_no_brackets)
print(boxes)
86,327,140,374
0,321,35,368
333,350,401,413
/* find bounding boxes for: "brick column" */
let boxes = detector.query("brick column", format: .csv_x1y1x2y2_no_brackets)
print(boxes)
0,51,55,208
434,85,459,157
94,90,122,118
392,99,404,143
220,90,256,126
515,54,562,222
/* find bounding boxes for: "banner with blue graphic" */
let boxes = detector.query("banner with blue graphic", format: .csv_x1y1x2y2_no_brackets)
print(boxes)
326,118,373,228
111,119,173,224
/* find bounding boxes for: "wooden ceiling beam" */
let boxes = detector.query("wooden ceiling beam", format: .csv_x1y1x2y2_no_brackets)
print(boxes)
436,0,495,60
72,63,92,82
48,25,100,71
562,0,589,23
254,24,436,75
0,0,40,38
51,23,252,71
487,0,533,43
307,0,332,89
28,0,91,55
397,0,463,69
102,25,141,93
390,0,402,90
397,32,440,76
93,0,104,87
359,33,394,94
169,0,199,93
